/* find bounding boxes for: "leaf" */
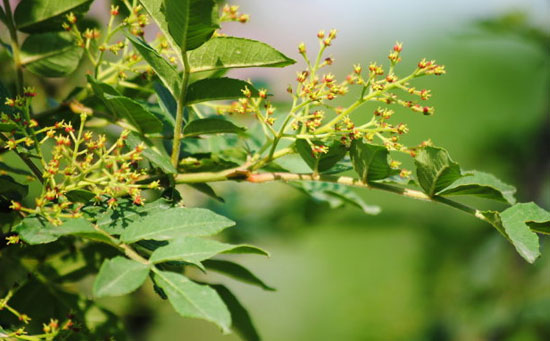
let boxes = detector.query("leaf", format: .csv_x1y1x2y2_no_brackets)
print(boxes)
154,270,231,333
103,94,163,134
183,118,246,137
290,181,381,215
88,76,163,133
153,82,177,129
165,0,218,52
14,217,57,244
14,0,93,33
0,175,28,201
186,183,225,203
14,217,110,244
96,198,174,235
188,37,296,73
203,259,275,291
414,146,462,197
482,202,550,263
93,257,150,297
150,237,268,268
20,32,83,77
211,284,261,341
65,189,95,203
295,140,348,173
438,170,516,204
139,0,180,54
126,34,181,96
350,140,398,182
0,6,6,26
185,77,258,104
126,132,176,173
120,207,235,243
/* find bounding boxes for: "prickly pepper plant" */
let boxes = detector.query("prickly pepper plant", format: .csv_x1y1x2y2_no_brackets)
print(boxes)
0,0,548,339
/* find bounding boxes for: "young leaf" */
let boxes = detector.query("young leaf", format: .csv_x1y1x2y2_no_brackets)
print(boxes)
414,146,462,197
126,132,176,174
154,270,231,333
290,181,381,215
211,284,261,341
188,37,296,73
165,0,218,52
125,34,181,96
20,32,83,77
186,77,259,104
150,237,268,267
481,202,550,263
203,259,275,291
120,207,235,243
438,170,516,204
183,118,246,137
93,257,150,297
14,0,93,33
350,140,397,182
295,140,348,173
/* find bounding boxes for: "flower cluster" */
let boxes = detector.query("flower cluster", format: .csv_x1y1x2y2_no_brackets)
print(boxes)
284,32,445,159
2,94,157,225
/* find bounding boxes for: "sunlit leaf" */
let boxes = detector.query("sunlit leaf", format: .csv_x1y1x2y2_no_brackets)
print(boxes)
188,37,295,73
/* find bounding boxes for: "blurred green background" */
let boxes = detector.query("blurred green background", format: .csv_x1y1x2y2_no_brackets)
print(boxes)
30,0,550,340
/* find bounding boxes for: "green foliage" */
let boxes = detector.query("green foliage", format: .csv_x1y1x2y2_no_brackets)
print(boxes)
414,146,462,196
183,117,246,137
14,0,92,33
93,257,150,297
350,140,397,182
0,0,548,340
188,37,296,72
20,32,83,77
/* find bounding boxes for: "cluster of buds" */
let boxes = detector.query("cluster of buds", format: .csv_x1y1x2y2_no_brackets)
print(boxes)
220,4,249,23
317,29,337,47
125,5,149,37
215,86,276,125
3,97,157,225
